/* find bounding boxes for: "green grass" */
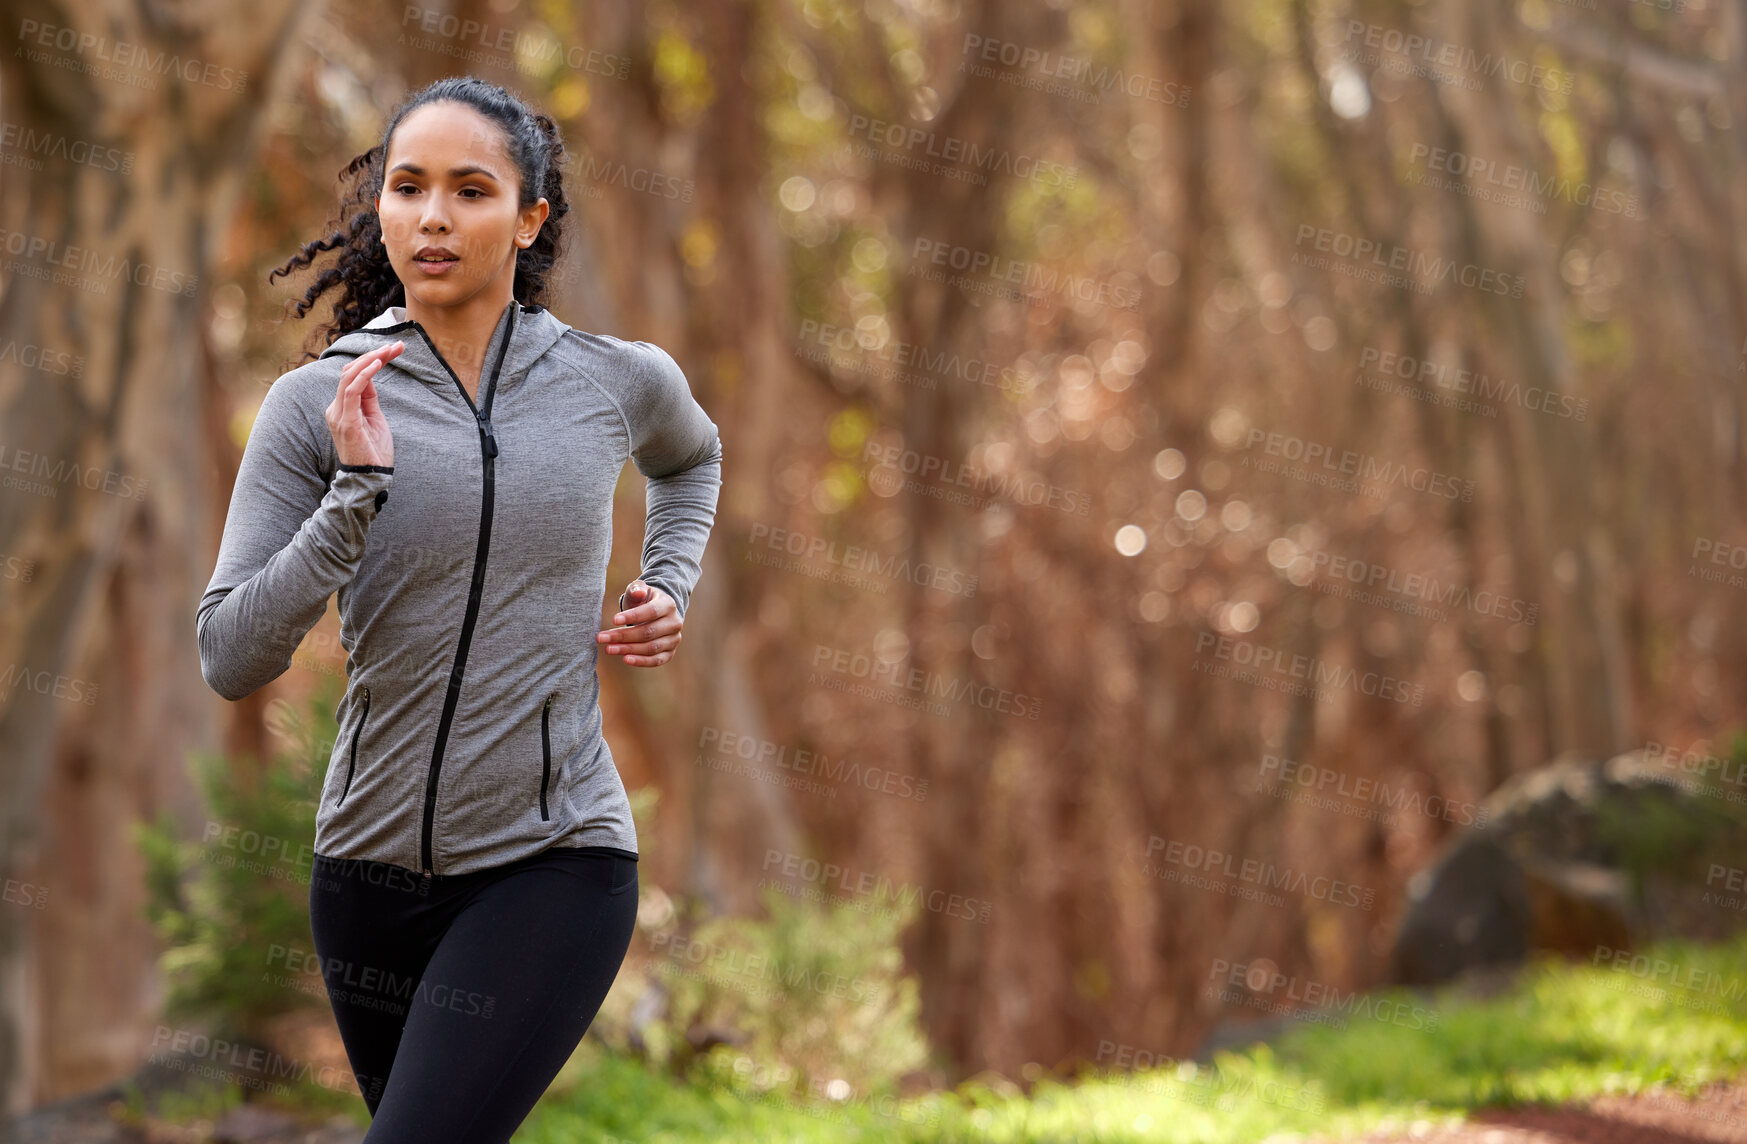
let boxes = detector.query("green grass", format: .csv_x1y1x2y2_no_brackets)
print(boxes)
513,930,1747,1143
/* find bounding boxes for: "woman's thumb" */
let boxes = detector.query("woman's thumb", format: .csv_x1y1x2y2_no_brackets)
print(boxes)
617,579,648,614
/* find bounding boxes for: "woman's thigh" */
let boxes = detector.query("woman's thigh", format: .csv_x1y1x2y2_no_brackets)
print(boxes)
307,856,447,1113
361,850,639,1144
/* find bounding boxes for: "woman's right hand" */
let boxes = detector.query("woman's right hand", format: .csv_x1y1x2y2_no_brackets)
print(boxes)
327,342,402,468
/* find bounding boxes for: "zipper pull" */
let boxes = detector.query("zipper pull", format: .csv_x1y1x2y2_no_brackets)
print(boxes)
480,418,498,459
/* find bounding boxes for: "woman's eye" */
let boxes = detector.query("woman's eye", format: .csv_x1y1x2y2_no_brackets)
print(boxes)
460,187,484,198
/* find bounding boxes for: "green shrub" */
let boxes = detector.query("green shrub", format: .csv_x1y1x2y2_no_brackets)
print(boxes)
135,677,341,1041
591,799,931,1103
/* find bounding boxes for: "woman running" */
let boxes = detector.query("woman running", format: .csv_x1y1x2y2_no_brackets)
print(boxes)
195,75,723,1143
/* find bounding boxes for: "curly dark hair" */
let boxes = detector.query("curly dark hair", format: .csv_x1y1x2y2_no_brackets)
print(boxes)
270,75,571,363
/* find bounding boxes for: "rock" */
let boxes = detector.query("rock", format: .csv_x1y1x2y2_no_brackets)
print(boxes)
1392,836,1534,985
1388,749,1747,986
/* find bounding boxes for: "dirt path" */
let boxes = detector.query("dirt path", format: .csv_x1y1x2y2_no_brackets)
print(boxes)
1329,1078,1747,1144
9,1088,365,1144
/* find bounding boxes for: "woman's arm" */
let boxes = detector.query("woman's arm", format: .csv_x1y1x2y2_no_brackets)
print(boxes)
196,371,394,701
619,343,723,623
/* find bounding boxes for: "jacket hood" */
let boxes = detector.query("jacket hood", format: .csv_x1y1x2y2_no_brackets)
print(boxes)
319,299,572,393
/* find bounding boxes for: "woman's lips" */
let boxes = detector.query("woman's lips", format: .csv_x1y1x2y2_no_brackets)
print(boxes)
413,255,460,276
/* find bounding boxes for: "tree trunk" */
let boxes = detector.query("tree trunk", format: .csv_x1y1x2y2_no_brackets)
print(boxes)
0,0,313,1109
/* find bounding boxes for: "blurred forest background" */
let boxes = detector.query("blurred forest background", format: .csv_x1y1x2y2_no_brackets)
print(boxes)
2,0,1745,1129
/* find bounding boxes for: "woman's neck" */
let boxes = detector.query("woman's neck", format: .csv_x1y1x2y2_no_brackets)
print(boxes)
405,290,515,402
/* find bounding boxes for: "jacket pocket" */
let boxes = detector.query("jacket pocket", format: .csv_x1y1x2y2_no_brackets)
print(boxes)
337,685,370,807
539,690,558,821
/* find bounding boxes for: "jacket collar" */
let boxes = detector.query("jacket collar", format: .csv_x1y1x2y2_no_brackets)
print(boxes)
319,299,572,403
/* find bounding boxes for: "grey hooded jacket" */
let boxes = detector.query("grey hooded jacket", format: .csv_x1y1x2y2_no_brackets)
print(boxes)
196,298,722,877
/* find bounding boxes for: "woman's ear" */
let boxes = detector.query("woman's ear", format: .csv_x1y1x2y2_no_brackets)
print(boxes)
517,198,550,248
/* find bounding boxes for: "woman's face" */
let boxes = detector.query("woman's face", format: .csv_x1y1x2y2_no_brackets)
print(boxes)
375,101,549,313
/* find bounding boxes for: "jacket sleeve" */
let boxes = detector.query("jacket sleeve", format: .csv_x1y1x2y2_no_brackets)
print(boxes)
618,342,722,623
196,370,394,701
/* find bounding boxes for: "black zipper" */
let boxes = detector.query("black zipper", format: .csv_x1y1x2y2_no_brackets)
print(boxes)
539,690,558,821
408,300,516,878
337,685,370,806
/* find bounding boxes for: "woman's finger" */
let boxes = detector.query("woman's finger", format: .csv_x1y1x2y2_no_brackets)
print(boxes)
358,360,382,418
604,632,677,656
606,635,676,655
598,616,679,647
343,361,367,426
612,597,666,627
602,634,676,655
620,645,675,666
338,343,393,390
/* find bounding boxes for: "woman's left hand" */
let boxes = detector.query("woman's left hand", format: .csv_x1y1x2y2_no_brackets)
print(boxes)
598,580,682,667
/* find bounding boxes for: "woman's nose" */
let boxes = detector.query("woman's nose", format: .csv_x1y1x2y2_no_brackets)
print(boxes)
420,202,451,234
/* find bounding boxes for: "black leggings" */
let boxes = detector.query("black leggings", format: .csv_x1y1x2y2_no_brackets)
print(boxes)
307,845,639,1143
